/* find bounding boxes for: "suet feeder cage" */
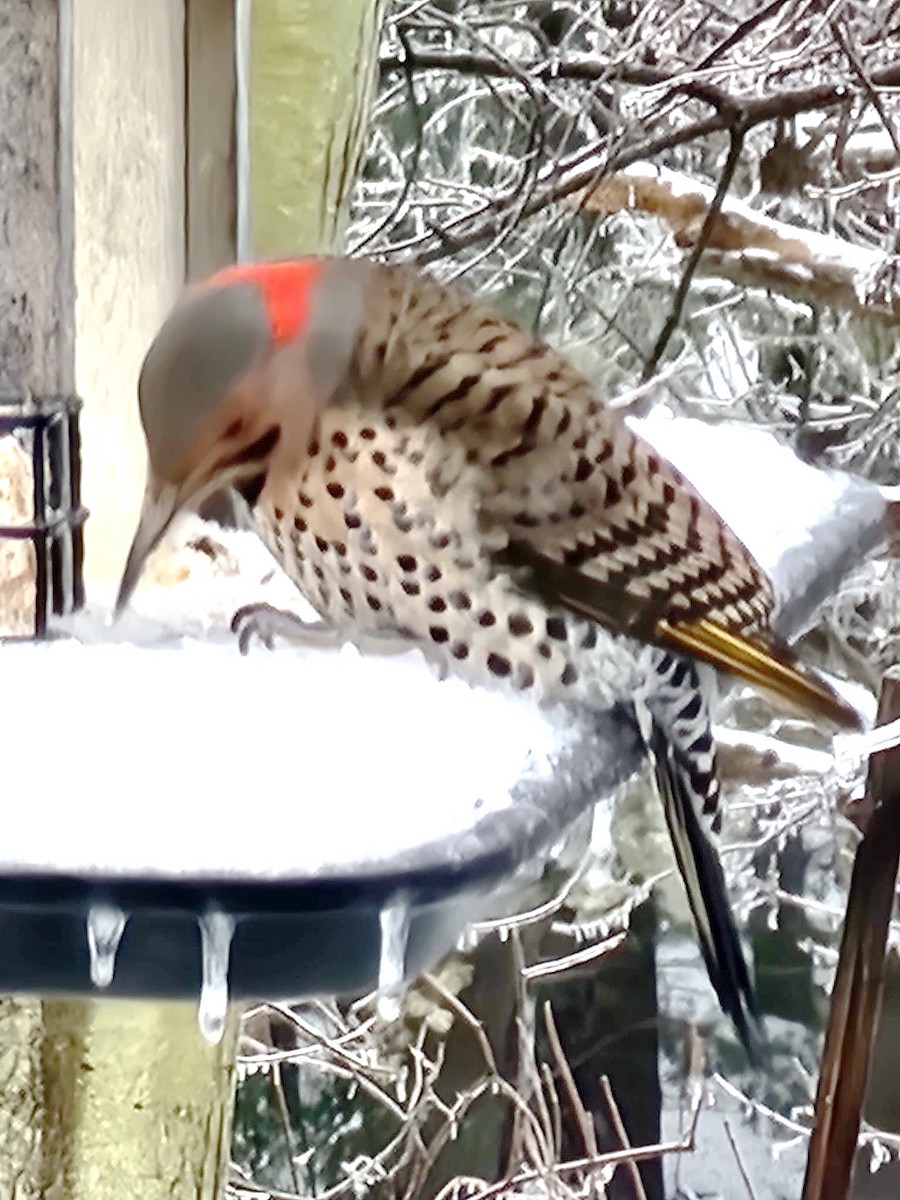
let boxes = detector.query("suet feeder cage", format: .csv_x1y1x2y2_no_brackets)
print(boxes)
0,394,87,640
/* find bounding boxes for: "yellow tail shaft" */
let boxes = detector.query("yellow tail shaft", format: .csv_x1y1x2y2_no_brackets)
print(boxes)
657,617,864,732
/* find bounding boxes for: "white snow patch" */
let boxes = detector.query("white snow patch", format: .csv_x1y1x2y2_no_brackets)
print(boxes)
0,628,570,880
619,162,880,274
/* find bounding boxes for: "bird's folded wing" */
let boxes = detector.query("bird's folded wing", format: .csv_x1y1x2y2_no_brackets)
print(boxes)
499,542,863,732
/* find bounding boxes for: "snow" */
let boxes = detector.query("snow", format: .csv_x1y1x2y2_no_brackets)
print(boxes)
617,162,881,274
0,617,571,880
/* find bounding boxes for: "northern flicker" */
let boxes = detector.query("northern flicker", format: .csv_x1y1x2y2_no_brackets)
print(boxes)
116,256,863,1057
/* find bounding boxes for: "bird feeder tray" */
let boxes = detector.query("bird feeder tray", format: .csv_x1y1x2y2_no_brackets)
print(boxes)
0,410,889,1010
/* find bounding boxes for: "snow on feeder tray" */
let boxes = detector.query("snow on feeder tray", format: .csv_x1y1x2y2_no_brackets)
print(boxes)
0,405,892,1040
0,394,86,638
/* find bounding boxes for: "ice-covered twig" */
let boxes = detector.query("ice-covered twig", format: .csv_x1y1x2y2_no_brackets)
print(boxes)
570,161,900,326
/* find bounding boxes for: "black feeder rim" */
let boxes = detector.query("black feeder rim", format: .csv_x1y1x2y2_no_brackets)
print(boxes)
0,394,88,638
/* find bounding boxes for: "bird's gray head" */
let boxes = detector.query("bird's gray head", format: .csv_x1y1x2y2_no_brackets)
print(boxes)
115,257,365,616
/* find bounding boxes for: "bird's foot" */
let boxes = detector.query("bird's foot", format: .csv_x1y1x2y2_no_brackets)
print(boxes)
230,602,441,670
231,604,350,656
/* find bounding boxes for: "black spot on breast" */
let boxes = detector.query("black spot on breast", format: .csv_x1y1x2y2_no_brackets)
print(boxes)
362,565,378,583
425,565,442,583
508,613,533,636
449,590,472,610
546,616,567,640
478,610,497,628
273,506,284,521
332,430,348,449
487,653,512,678
361,427,376,440
451,642,470,660
335,541,347,557
574,456,593,483
375,486,394,502
345,511,361,529
327,482,345,499
325,455,336,472
561,663,579,686
430,626,449,643
397,554,417,572
428,596,446,613
367,594,382,612
402,580,420,596
294,515,307,532
298,491,313,508
315,536,328,553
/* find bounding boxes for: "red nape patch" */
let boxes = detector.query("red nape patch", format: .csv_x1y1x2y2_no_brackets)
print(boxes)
205,259,325,344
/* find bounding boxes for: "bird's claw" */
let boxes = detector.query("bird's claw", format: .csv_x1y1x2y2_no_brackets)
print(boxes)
230,603,342,656
230,603,449,677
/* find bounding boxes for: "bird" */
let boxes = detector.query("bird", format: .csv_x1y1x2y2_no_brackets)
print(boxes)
115,254,864,1058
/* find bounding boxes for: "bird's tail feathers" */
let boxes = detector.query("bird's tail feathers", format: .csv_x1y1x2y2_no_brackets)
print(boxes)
658,617,863,732
646,716,762,1062
640,652,762,1062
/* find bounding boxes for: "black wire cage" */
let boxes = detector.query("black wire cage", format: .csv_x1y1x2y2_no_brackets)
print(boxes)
0,395,87,639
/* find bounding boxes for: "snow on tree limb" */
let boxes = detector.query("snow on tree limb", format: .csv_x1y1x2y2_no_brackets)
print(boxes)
570,162,900,324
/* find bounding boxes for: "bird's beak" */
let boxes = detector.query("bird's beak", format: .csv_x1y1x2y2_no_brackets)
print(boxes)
114,479,181,618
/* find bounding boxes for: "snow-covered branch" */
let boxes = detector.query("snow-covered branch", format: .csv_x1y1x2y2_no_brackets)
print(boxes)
570,162,900,324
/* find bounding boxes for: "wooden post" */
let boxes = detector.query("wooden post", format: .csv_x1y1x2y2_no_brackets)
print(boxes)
0,0,76,397
802,670,900,1200
246,0,387,257
0,1000,238,1200
73,0,186,583
0,6,238,1199
186,0,238,281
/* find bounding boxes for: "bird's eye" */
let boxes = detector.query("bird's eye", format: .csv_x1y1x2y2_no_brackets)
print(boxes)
236,470,267,507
